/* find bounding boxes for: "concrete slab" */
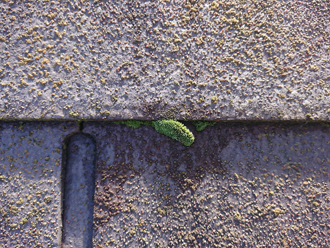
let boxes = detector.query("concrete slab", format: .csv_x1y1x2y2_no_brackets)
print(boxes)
0,0,329,121
83,122,330,247
1,121,330,247
0,121,78,247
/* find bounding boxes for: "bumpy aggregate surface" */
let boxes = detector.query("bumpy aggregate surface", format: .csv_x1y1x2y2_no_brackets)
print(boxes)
0,121,77,248
0,0,329,120
84,122,330,248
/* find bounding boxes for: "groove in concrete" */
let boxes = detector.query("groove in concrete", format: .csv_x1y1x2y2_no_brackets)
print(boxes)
61,132,96,248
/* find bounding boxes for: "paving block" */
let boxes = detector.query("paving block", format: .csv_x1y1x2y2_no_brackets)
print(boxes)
83,122,330,247
1,121,330,247
0,122,78,247
0,1,329,121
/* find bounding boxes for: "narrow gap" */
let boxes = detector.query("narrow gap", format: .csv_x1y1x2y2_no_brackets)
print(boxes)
60,130,96,248
78,120,83,132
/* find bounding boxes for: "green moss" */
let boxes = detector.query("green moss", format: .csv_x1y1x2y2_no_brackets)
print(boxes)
113,120,152,129
192,121,216,131
152,120,194,146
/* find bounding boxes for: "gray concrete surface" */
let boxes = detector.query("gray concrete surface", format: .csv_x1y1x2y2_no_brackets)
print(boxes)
1,121,330,247
83,121,330,247
0,0,329,121
0,121,78,248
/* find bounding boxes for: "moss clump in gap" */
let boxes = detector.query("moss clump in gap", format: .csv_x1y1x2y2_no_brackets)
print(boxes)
192,121,216,131
113,119,196,146
320,122,330,127
113,120,152,129
152,120,195,146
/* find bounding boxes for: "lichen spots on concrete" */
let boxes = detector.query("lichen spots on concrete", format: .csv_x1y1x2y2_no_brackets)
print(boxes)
82,121,330,247
0,0,329,120
0,121,78,247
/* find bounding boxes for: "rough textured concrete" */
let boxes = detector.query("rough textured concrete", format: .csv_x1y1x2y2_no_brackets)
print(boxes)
0,121,77,248
1,121,330,247
0,0,329,121
62,133,96,248
84,122,330,247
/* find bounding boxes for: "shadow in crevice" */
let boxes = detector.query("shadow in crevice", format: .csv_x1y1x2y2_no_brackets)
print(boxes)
60,131,97,248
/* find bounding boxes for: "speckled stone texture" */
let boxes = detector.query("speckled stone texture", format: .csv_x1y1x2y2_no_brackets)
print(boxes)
1,121,330,247
62,133,96,248
0,0,329,121
0,122,78,248
84,122,330,247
